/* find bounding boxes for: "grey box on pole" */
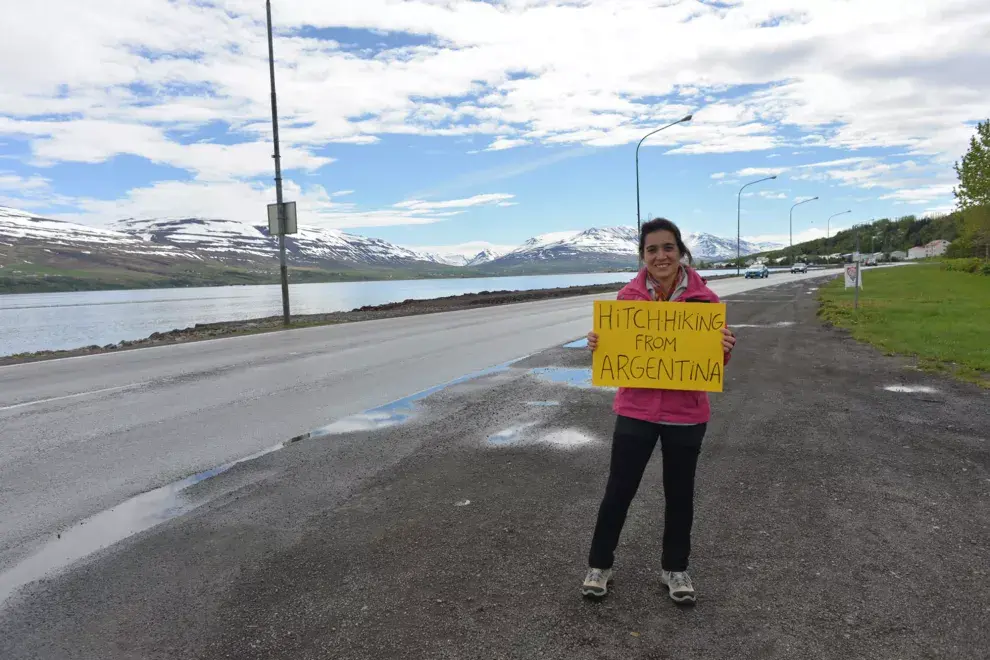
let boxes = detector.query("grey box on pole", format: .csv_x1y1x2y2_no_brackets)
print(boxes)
267,201,297,235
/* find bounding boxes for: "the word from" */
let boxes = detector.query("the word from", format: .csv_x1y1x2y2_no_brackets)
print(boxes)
591,300,727,392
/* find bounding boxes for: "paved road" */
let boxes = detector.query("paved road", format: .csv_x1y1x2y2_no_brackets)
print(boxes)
3,271,985,659
0,269,842,576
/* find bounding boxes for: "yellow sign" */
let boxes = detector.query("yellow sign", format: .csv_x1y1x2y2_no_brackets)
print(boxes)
592,300,727,393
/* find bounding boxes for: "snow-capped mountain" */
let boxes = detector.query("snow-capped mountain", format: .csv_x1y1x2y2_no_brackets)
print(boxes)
478,227,638,272
464,248,504,267
684,232,783,262
111,217,441,267
480,227,778,271
2,206,787,293
0,206,199,259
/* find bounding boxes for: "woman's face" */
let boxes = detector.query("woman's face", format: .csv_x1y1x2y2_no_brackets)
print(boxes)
642,229,681,281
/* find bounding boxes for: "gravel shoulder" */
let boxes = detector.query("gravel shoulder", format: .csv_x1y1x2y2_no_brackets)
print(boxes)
2,274,987,659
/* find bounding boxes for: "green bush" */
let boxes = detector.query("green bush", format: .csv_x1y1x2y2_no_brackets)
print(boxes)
941,258,989,275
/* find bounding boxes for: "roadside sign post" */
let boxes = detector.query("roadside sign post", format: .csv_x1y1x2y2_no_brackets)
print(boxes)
854,261,860,310
844,259,863,309
267,201,297,325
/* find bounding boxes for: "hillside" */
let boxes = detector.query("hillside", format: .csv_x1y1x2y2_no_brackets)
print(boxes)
753,212,967,263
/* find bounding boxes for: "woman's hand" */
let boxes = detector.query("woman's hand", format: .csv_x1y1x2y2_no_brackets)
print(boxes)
587,331,599,351
721,326,736,354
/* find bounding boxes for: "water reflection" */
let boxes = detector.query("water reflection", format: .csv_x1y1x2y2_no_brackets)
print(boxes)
309,361,516,439
0,443,282,607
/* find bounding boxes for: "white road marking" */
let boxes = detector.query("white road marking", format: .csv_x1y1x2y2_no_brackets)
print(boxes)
0,382,150,412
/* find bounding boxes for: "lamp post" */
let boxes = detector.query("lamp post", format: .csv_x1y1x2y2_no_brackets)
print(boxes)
266,0,290,326
737,175,777,274
827,209,851,241
635,114,693,244
789,196,818,266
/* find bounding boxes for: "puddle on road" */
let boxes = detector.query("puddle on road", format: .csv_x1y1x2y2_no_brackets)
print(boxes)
531,367,598,389
883,385,939,394
486,424,596,448
309,402,417,436
0,443,282,608
486,423,539,446
541,428,596,448
526,401,560,407
563,338,588,349
307,360,520,439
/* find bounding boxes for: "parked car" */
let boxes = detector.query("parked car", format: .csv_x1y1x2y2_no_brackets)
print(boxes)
790,262,808,273
745,264,769,279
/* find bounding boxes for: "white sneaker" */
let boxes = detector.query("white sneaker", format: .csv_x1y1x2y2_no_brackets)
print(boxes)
661,570,696,605
581,567,613,599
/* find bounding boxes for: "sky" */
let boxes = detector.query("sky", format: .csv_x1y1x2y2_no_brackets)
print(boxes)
1,0,987,259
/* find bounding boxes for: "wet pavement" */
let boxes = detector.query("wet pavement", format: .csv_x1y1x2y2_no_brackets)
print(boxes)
2,273,988,659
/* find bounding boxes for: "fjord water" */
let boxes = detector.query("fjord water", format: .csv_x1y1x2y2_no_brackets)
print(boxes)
0,271,740,357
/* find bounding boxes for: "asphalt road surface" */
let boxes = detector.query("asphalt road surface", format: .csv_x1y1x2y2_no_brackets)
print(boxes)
3,270,987,659
0,268,838,577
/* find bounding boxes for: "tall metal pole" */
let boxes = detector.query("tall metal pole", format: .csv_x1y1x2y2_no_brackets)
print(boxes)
267,0,290,326
736,175,777,275
789,196,818,266
635,114,692,265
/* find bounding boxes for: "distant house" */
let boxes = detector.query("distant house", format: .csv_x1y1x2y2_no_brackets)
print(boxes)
925,239,951,257
890,250,908,261
907,246,928,260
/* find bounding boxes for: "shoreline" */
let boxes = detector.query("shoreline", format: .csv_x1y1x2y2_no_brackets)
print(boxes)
1,276,734,365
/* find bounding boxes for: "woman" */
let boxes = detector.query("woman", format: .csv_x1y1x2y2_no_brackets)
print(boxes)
581,217,736,605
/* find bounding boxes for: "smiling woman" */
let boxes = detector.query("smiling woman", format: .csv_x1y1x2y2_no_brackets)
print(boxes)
581,216,736,606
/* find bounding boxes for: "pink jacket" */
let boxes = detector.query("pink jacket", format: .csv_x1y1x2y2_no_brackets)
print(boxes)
610,266,730,425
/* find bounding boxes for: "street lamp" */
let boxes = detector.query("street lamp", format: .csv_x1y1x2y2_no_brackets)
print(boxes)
789,196,818,266
737,175,777,274
635,114,693,240
827,210,850,242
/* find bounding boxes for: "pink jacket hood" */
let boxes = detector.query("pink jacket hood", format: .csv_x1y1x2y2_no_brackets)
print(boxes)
610,265,728,425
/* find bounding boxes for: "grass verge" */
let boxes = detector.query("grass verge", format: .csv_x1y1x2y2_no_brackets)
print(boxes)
818,263,990,387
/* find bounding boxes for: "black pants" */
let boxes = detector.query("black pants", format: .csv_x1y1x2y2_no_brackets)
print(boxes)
588,415,706,572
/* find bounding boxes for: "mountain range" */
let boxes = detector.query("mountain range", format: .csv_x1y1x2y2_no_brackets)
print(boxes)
0,206,781,293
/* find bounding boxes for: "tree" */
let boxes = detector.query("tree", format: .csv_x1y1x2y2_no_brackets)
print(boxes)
953,119,990,210
962,205,990,259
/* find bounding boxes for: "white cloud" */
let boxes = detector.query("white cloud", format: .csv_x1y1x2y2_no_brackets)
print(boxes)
879,184,955,205
0,172,50,191
393,193,515,211
1,0,986,222
485,137,530,151
710,172,727,180
48,181,515,230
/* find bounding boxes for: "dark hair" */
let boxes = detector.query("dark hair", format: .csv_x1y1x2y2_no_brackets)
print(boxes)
639,217,692,264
